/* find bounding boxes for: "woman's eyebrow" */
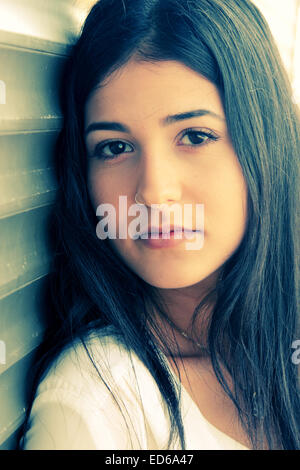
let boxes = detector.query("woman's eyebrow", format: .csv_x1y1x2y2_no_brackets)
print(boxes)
84,108,225,136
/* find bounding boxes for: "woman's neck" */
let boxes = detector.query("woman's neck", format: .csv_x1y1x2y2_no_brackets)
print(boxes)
150,272,220,357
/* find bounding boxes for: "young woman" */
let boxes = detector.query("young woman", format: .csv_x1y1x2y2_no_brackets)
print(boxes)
19,0,299,450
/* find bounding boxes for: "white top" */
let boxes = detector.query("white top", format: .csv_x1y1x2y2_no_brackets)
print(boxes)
22,326,249,450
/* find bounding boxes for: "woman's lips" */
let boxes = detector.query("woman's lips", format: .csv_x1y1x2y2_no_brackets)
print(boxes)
137,229,200,248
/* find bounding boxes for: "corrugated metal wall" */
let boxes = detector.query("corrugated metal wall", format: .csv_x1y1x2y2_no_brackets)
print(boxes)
0,0,94,450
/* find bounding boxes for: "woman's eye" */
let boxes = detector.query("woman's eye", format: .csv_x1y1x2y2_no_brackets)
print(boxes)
91,129,219,160
93,140,133,159
179,129,219,147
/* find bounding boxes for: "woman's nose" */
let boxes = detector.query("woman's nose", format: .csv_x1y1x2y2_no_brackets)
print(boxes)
134,146,182,207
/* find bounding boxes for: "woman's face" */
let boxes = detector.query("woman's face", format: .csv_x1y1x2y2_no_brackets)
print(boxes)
85,59,247,289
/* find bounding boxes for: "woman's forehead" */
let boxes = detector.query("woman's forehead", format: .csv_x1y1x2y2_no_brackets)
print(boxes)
85,60,224,125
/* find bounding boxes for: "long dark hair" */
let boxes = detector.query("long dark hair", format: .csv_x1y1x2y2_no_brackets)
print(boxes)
18,0,300,450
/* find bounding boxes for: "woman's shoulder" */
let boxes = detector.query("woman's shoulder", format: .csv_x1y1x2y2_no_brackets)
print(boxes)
23,325,172,449
38,325,141,397
34,324,171,421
